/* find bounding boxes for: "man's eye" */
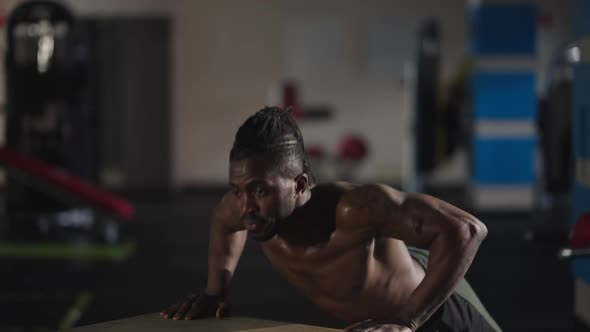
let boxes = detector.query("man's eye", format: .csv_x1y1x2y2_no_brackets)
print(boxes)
255,188,267,196
232,190,241,198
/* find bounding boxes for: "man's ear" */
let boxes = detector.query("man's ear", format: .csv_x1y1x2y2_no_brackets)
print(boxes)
294,173,309,195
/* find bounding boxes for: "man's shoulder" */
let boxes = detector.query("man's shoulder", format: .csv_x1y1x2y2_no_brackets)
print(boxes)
314,181,395,194
336,182,402,208
331,182,403,230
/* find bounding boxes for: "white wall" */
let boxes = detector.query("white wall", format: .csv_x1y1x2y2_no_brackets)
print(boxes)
169,0,471,185
50,0,471,186
171,0,284,186
3,0,572,187
278,1,470,184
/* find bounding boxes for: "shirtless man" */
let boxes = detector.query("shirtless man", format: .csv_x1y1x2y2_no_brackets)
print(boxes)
161,107,501,332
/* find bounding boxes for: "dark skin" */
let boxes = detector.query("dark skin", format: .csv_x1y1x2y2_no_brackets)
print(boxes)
161,156,487,332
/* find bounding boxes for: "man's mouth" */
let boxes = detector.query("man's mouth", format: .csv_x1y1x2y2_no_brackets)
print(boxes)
245,222,258,231
243,217,277,242
243,218,265,233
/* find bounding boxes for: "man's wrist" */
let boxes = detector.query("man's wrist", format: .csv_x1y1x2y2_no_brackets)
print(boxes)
204,287,227,299
391,312,418,332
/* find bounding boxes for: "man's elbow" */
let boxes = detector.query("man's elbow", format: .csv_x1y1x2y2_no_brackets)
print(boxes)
469,218,488,243
456,218,487,245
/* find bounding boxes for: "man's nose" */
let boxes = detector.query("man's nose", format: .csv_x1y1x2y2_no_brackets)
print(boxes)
240,194,258,215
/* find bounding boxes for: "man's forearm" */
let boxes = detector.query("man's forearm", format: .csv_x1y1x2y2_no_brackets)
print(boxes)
206,257,235,297
398,222,486,330
205,219,247,297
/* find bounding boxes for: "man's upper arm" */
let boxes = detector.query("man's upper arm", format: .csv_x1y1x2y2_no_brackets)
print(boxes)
341,184,486,249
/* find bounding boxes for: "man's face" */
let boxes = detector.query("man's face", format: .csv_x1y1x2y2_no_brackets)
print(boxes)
229,157,297,241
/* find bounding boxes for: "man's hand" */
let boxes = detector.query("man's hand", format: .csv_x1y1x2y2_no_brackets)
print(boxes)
344,319,413,332
160,292,231,320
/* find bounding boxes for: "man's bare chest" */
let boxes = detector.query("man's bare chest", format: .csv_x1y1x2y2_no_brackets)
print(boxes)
261,229,375,297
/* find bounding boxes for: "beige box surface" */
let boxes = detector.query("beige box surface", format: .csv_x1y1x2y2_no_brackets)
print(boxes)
64,314,339,332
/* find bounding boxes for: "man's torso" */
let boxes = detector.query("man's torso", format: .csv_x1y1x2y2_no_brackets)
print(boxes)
250,183,501,331
259,183,424,322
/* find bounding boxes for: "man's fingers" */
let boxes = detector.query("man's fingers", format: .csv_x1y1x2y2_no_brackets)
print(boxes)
345,323,405,332
216,301,231,319
161,294,198,320
173,301,192,320
344,319,375,332
348,326,379,332
161,302,182,319
185,301,205,320
162,293,228,321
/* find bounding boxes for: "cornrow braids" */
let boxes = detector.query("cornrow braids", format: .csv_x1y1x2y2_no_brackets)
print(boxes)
230,106,315,184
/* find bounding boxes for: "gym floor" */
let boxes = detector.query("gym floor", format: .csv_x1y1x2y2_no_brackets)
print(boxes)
0,188,578,332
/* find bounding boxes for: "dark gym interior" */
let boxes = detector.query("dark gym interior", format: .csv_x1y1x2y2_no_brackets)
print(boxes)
0,1,588,331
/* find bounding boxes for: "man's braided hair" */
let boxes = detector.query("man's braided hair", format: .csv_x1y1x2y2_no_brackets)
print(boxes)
230,106,315,184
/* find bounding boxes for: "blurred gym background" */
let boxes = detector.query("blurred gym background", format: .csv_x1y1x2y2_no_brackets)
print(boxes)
0,0,588,331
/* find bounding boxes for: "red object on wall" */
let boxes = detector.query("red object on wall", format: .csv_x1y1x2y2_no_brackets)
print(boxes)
338,135,368,162
572,212,590,249
538,12,553,28
282,81,303,119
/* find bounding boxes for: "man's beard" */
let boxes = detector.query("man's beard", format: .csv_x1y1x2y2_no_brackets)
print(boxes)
249,218,279,242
